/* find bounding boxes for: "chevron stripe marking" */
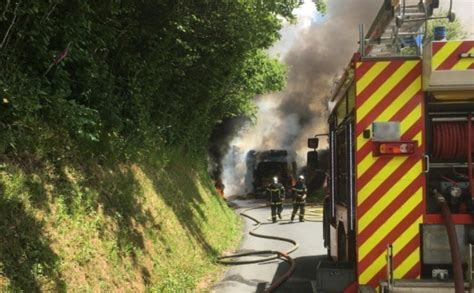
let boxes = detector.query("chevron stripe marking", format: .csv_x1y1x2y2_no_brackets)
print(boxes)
359,172,422,235
357,157,407,204
357,61,418,121
437,41,474,70
365,248,420,287
401,118,423,146
356,61,376,80
432,41,462,70
358,175,423,235
452,46,474,71
431,41,446,56
356,62,391,96
359,248,386,285
391,93,423,126
403,261,421,280
357,105,422,182
359,193,422,259
393,234,421,279
359,215,422,284
356,70,421,132
359,157,422,215
395,248,420,279
356,90,422,155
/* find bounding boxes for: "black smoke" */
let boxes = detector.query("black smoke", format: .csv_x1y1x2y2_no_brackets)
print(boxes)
212,0,381,194
272,0,380,153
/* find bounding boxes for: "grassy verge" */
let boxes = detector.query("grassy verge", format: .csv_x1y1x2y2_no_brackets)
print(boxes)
0,150,241,292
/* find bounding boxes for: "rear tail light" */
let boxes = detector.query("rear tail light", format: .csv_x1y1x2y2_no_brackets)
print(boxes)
372,141,417,156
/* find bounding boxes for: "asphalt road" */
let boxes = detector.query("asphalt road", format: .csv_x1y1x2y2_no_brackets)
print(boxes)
212,199,328,293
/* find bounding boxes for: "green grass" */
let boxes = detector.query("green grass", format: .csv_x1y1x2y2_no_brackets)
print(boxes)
0,149,241,292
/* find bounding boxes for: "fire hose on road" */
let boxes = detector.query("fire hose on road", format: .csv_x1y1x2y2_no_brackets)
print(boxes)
217,203,322,292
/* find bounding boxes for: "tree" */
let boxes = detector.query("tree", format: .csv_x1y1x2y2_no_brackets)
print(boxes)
0,0,301,159
425,9,467,41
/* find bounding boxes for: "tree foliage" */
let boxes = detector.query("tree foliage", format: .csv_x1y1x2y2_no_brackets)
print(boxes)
425,9,468,41
313,0,327,15
0,0,299,161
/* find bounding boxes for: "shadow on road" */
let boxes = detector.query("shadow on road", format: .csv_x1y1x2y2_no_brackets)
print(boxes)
267,254,329,293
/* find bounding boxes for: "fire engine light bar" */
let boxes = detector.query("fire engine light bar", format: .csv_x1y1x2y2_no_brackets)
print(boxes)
372,141,418,156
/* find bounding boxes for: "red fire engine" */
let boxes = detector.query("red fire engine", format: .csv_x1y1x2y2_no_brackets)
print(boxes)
312,0,474,292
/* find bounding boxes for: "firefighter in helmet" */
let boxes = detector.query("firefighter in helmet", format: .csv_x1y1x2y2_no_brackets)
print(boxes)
266,176,285,223
291,175,307,222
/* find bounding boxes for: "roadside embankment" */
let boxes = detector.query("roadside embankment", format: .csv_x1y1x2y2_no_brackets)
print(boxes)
0,150,241,292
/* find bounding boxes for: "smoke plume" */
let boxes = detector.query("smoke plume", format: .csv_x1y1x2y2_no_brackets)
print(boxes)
219,0,380,196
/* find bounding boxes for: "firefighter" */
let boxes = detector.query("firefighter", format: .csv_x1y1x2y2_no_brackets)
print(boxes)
266,176,285,223
291,175,307,222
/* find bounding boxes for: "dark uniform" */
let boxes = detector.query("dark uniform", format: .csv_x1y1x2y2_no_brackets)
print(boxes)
291,179,307,222
266,181,285,223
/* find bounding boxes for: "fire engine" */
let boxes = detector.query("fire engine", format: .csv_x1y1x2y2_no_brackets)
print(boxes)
311,0,474,292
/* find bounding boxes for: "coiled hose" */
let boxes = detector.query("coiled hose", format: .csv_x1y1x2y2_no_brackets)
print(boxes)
217,203,322,292
432,122,474,160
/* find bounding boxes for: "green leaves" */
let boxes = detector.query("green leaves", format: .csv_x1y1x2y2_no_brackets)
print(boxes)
0,0,297,159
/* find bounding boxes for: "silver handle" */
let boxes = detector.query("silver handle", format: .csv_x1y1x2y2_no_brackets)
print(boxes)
424,154,430,173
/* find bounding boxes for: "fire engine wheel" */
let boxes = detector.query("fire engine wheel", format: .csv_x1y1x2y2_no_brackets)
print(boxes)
337,224,347,262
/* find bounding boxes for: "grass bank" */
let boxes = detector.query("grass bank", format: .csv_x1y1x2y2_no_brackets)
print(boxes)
0,150,240,292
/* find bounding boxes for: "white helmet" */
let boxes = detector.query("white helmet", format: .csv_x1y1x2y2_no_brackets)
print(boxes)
273,176,278,184
298,175,305,181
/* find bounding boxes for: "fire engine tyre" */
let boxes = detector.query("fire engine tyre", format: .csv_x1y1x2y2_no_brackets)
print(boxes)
337,224,347,262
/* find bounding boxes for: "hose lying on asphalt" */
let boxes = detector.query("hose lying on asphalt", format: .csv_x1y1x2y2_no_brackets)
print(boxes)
218,203,322,292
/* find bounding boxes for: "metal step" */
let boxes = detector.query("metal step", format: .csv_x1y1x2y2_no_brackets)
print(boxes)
380,279,472,292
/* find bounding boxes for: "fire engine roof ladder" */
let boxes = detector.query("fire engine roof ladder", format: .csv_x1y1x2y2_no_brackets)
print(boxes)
359,0,455,58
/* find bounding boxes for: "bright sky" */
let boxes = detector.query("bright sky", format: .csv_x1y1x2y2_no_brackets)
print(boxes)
440,0,474,37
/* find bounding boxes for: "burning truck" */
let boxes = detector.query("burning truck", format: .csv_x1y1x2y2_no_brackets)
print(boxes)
245,149,297,196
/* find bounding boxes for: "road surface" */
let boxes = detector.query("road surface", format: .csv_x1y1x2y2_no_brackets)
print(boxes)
212,199,328,293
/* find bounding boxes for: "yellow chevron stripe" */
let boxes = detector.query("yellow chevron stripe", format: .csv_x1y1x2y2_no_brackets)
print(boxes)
452,47,474,70
357,157,407,205
401,106,422,133
357,74,421,125
413,131,422,147
358,167,422,233
356,152,377,181
356,62,390,96
359,216,422,284
356,62,362,68
395,248,420,279
432,41,462,70
357,61,418,123
359,192,422,259
359,248,386,284
356,133,369,152
356,104,422,179
355,76,421,152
